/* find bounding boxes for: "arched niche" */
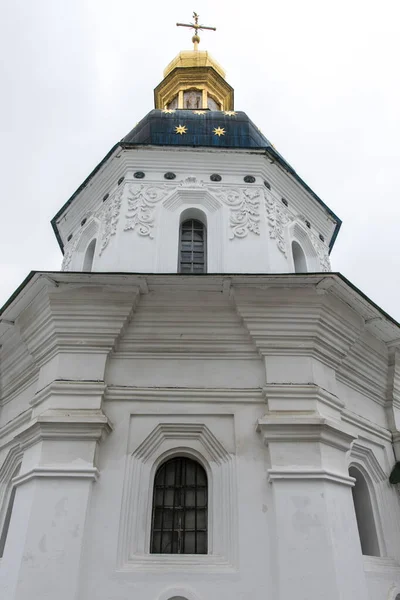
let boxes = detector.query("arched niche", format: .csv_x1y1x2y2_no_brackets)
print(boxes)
83,238,97,272
69,218,100,271
288,222,318,272
349,465,380,556
292,240,307,273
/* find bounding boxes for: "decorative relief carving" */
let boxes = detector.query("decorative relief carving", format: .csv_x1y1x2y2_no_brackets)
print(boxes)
98,187,123,255
179,176,205,188
264,190,292,255
214,187,261,239
124,184,169,238
61,237,79,271
310,232,331,272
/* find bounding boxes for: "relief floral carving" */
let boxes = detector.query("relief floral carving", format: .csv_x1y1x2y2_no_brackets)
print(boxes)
310,232,331,272
215,187,261,239
61,237,79,271
124,184,169,238
97,187,124,255
179,176,204,188
264,190,292,255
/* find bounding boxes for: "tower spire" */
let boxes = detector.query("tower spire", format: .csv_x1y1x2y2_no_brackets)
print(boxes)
176,12,216,51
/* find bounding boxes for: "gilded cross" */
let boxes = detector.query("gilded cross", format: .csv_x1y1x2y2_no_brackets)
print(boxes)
176,12,216,50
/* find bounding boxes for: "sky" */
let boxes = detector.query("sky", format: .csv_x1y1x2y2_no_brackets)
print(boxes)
1,0,399,319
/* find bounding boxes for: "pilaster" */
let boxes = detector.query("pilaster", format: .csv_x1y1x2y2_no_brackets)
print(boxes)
257,415,368,600
0,409,111,600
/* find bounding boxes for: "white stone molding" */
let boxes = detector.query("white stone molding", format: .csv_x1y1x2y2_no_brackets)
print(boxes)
97,186,124,254
117,421,237,571
264,188,292,255
264,383,345,419
309,231,331,272
257,415,357,486
16,284,140,373
348,444,388,556
158,588,201,600
13,466,99,486
288,221,319,272
15,409,112,452
124,183,170,237
349,441,388,483
387,582,400,599
163,188,221,213
363,557,400,574
232,285,364,369
105,387,264,404
214,187,261,238
0,446,23,534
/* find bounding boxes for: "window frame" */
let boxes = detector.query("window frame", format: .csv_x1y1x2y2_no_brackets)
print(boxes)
0,462,21,559
179,219,207,274
150,456,208,555
117,417,238,571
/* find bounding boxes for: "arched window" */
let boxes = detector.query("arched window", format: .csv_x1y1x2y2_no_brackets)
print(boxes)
150,457,208,554
349,466,380,556
179,219,206,274
83,238,96,272
292,240,307,273
0,464,21,557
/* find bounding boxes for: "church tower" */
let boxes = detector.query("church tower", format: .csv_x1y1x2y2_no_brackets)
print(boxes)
53,13,338,276
1,14,400,600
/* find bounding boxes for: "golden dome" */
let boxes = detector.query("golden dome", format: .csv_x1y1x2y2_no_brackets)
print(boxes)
154,50,234,112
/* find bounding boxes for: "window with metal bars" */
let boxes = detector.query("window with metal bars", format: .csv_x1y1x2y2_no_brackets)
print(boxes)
179,219,206,273
150,457,208,554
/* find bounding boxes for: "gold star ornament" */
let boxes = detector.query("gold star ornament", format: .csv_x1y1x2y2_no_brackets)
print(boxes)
194,110,207,115
163,109,176,114
175,125,188,135
224,111,237,116
213,127,225,137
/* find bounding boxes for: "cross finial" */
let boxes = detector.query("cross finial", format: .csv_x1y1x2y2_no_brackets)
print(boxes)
176,12,216,51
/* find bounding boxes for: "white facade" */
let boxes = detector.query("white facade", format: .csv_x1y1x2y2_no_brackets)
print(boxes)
57,147,334,275
0,271,400,600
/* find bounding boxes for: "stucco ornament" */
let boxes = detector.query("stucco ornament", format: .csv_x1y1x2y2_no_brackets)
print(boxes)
179,176,205,188
61,237,79,271
98,187,124,255
264,190,292,256
124,184,169,238
310,232,331,272
215,187,261,239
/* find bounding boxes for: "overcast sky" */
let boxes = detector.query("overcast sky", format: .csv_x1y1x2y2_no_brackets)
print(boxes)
1,0,399,319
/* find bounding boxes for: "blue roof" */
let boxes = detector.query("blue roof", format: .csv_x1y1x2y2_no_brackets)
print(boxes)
123,109,277,150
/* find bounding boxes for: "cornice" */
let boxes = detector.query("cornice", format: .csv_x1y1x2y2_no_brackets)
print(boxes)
105,386,264,404
13,466,99,487
257,415,356,452
267,468,355,487
0,409,32,450
2,273,399,347
15,409,112,451
264,383,344,412
30,379,106,409
341,409,392,443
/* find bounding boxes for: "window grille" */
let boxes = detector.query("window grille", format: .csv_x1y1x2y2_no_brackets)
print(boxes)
150,457,208,554
179,219,206,273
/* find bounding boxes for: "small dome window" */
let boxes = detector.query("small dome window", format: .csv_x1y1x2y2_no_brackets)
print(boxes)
184,89,202,109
